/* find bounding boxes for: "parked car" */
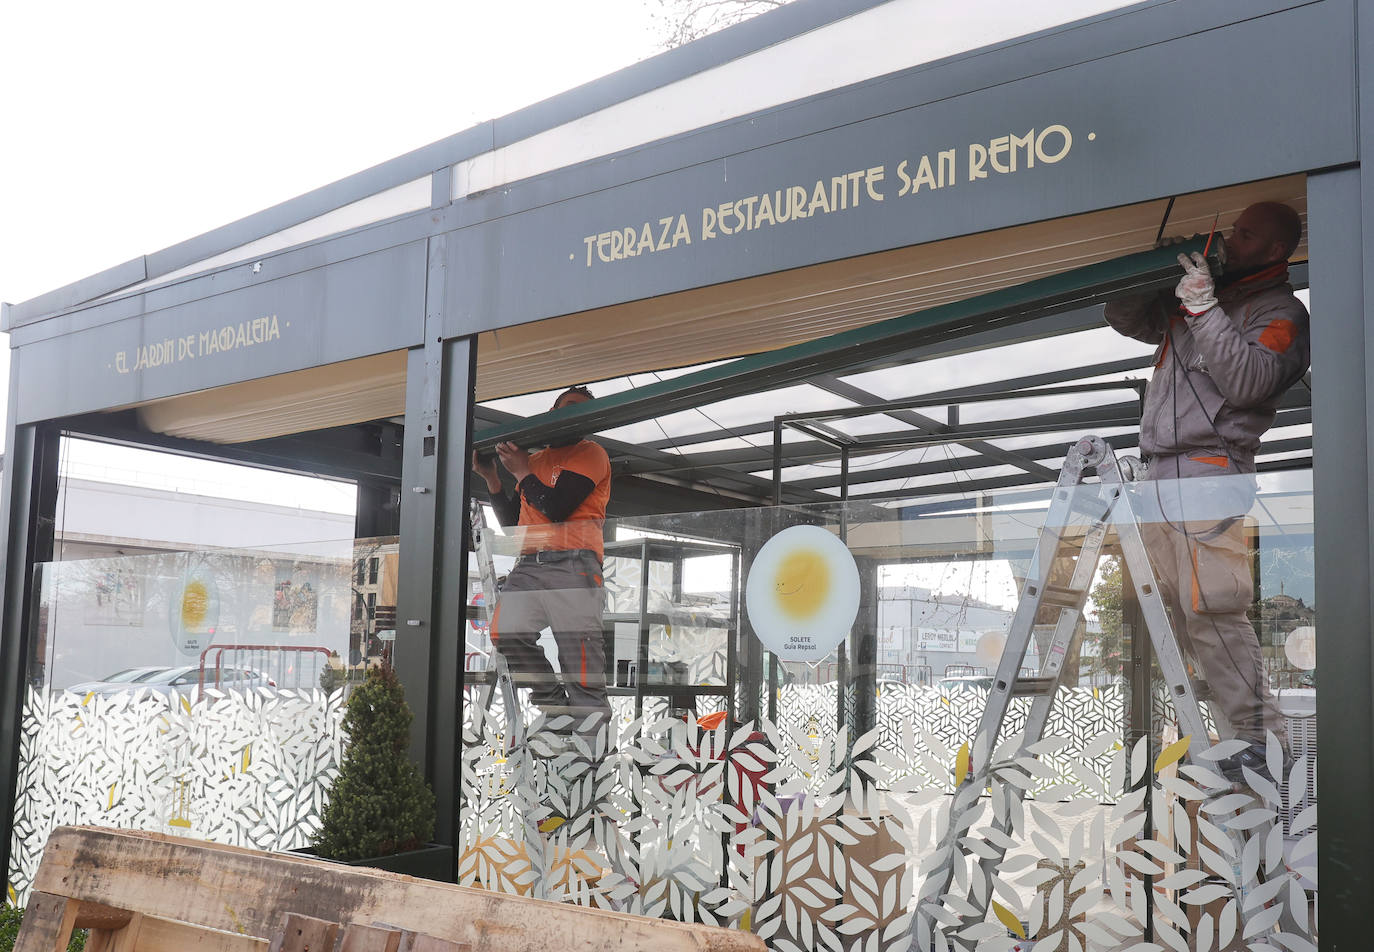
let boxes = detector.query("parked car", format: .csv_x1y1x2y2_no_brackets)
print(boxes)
937,675,994,699
144,665,277,698
65,666,172,695
78,665,276,699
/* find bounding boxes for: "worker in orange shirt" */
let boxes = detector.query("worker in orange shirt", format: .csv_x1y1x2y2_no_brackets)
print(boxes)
471,386,613,728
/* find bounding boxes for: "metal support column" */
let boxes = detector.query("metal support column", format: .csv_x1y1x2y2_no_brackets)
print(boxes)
0,346,61,882
835,447,850,731
1120,565,1154,941
395,233,477,856
355,482,401,539
737,509,766,726
766,423,783,722
850,557,878,748
1309,166,1373,941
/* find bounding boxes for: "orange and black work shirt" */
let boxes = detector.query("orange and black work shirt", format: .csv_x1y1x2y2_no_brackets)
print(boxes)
516,440,612,560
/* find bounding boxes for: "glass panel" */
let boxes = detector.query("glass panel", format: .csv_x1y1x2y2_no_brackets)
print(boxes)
7,435,407,902
10,537,361,897
349,536,400,678
458,463,1317,949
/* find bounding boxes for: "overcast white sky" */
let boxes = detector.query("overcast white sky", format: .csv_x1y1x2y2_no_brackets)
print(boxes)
0,0,666,452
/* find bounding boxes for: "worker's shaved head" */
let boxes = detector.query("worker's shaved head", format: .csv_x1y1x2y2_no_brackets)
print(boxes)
1225,202,1302,272
1248,202,1303,259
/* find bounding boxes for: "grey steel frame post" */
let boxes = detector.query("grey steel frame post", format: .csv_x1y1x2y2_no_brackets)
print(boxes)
832,444,849,732
838,444,879,749
0,377,61,885
1120,568,1155,942
635,537,651,719
766,421,784,722
737,508,766,726
1309,166,1374,942
850,557,877,754
1120,348,1157,940
395,233,477,859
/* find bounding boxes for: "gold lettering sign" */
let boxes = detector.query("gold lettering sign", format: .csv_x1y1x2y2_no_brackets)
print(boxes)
112,315,283,375
575,124,1088,268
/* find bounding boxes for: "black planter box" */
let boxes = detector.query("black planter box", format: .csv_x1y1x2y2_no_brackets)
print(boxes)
290,843,454,882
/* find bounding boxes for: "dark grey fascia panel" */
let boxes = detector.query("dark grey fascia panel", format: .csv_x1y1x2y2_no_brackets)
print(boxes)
446,0,1353,338
8,1,1328,335
7,205,460,350
2,257,147,332
458,0,1312,227
5,0,1288,329
2,140,476,332
13,239,428,425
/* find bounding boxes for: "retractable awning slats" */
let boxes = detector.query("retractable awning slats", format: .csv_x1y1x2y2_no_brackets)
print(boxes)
474,238,1218,450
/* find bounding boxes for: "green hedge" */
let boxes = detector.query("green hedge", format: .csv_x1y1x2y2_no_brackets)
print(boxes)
0,903,85,951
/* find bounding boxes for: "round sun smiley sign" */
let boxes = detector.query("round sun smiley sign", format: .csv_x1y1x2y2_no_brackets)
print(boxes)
745,524,860,661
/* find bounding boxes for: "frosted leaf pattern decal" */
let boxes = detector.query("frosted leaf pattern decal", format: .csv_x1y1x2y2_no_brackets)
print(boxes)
8,685,345,899
459,685,1316,952
6,678,1316,951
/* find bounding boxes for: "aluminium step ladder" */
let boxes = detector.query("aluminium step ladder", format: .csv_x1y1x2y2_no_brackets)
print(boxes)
913,435,1297,948
467,498,607,767
468,498,527,756
467,498,637,901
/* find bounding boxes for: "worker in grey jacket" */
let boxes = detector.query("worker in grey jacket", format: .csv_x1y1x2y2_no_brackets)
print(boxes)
1104,201,1309,785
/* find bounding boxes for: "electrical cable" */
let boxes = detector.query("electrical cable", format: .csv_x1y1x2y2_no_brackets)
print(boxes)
1154,288,1301,743
1153,196,1177,247
626,372,730,501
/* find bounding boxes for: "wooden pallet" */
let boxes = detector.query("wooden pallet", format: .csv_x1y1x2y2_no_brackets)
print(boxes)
16,827,765,952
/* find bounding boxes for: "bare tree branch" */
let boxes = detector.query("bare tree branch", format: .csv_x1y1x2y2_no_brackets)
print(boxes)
650,0,788,49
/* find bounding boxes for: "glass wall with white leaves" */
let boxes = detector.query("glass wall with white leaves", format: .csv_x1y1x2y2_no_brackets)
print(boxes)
459,456,1317,951
6,437,375,898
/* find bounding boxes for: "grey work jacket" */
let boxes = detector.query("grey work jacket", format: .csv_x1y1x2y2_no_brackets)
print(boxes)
1104,264,1310,469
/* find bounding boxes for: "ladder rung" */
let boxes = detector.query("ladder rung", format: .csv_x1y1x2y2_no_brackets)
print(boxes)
1039,584,1086,609
1162,678,1211,700
1010,676,1058,697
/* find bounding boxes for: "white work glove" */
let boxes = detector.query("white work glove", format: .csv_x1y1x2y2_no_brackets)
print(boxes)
1175,252,1217,316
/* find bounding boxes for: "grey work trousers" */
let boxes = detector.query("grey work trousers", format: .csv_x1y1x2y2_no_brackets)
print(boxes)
491,552,610,720
1137,462,1286,747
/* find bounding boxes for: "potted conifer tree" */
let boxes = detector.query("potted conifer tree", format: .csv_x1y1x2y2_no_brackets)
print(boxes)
305,664,453,880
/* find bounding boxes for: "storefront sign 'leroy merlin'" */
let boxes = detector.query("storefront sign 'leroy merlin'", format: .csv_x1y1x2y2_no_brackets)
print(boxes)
745,525,860,662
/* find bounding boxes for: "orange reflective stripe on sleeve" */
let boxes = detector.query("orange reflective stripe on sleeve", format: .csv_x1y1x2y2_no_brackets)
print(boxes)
490,601,501,642
1191,455,1229,468
1258,318,1299,353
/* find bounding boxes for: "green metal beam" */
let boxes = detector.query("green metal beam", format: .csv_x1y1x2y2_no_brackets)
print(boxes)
795,431,1312,493
473,406,829,505
475,238,1218,449
620,400,1148,475
635,354,1155,452
807,373,1059,480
